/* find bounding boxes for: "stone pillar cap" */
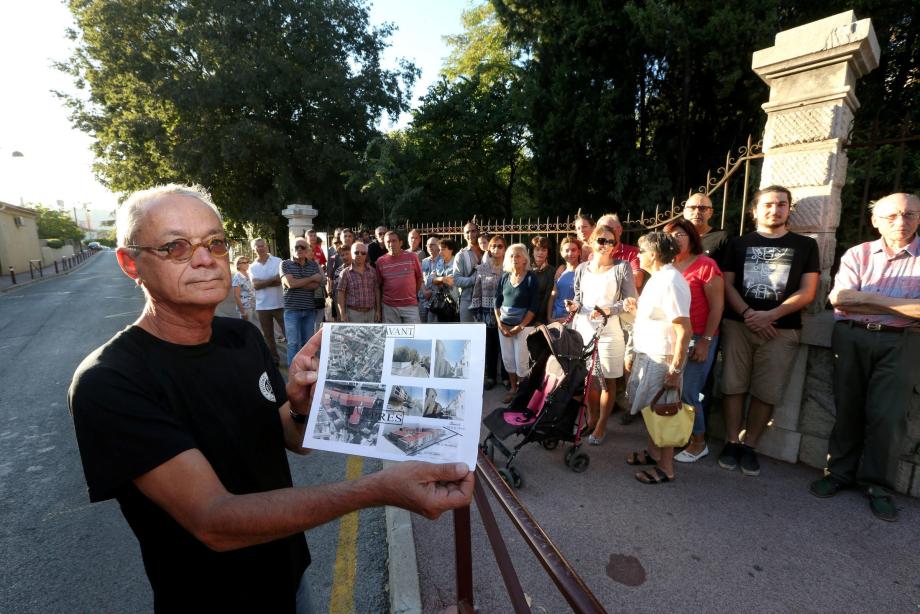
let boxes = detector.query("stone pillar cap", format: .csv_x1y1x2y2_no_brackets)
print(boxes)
752,11,880,84
281,203,318,218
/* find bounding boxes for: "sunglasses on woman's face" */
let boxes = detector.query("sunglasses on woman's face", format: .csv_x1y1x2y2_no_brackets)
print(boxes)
595,237,615,246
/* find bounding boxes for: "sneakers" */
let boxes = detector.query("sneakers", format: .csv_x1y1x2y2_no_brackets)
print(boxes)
717,442,743,471
739,445,760,476
718,442,760,476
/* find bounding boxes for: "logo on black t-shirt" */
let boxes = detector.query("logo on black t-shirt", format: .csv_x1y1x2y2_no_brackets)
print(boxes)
742,246,794,301
259,372,276,402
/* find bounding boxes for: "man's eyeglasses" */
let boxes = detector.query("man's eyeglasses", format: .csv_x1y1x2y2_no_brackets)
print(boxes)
353,251,368,255
878,212,920,222
595,237,616,246
127,237,229,262
685,206,712,211
294,245,309,251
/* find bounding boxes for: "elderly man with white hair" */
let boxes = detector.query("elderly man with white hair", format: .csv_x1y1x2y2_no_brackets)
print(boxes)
68,184,474,612
810,193,920,522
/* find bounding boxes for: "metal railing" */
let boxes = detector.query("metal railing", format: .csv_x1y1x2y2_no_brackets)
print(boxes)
451,451,607,613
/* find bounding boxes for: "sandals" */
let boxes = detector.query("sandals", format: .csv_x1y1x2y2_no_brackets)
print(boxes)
635,467,674,485
626,450,658,466
502,392,516,404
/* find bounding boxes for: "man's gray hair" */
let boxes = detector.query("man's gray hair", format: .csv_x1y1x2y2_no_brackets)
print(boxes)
869,193,920,212
116,184,221,247
250,237,266,249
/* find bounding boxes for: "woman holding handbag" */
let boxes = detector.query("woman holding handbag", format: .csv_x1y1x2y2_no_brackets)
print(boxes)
565,225,637,445
622,232,692,484
431,238,460,322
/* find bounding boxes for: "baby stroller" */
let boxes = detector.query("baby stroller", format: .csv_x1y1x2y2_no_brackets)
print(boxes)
481,311,608,488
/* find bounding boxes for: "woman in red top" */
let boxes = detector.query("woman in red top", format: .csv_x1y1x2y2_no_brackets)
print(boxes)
664,218,724,463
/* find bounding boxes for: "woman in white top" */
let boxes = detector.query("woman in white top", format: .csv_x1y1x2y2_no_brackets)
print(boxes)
565,225,637,445
622,232,692,484
232,255,255,321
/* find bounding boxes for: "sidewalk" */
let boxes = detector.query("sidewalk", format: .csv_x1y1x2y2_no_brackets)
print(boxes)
0,250,100,292
407,384,920,613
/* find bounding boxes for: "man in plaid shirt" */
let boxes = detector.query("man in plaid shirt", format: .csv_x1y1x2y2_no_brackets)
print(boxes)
336,241,381,323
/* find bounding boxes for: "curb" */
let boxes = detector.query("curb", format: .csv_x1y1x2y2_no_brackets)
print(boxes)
0,253,99,293
384,463,423,614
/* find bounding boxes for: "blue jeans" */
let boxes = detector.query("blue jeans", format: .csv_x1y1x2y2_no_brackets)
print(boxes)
284,308,316,367
681,334,719,435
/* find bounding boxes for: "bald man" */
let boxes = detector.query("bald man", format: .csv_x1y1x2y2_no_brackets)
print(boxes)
810,193,920,522
683,193,729,264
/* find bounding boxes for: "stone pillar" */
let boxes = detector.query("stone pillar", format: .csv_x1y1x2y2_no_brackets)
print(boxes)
281,203,318,252
749,11,880,464
753,10,880,307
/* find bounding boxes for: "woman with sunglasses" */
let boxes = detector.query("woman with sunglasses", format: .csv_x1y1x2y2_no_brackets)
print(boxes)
566,225,637,445
232,255,255,321
663,218,724,463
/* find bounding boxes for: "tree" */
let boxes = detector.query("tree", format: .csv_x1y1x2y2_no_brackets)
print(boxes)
31,205,85,242
57,0,418,238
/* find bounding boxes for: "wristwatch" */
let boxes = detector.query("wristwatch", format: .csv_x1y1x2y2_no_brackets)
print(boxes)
289,408,308,424
701,335,714,342
668,366,682,375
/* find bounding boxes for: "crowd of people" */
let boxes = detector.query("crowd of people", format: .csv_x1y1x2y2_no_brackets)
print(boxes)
231,186,919,522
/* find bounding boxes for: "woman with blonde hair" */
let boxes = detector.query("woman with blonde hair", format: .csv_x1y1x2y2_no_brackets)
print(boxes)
494,243,541,403
565,225,637,445
232,255,255,321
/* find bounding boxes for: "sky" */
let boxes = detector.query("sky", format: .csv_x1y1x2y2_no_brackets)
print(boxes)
0,0,470,224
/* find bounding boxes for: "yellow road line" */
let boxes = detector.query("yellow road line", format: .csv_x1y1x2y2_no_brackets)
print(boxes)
328,455,364,614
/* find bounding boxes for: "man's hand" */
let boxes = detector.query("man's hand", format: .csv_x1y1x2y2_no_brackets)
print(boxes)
690,337,711,362
373,461,474,519
287,330,323,416
743,309,776,335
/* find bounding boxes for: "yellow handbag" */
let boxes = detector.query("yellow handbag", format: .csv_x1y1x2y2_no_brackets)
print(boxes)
640,387,695,448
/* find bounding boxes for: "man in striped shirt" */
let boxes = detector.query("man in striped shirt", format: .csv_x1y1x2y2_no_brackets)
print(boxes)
376,231,423,324
337,241,380,323
281,238,323,366
810,193,920,522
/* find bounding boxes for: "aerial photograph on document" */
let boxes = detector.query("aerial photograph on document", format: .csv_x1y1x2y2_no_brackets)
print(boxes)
313,382,386,446
326,325,386,382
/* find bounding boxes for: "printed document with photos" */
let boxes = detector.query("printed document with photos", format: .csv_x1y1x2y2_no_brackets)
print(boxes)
303,323,487,469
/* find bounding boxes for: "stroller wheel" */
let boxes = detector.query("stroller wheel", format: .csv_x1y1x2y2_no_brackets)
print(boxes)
564,447,576,466
569,452,590,473
509,466,524,489
541,438,559,451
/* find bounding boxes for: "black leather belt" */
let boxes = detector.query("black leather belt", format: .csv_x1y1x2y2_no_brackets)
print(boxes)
845,320,919,333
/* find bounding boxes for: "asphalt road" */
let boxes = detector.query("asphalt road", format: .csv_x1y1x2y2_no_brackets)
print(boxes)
414,376,920,612
0,252,387,613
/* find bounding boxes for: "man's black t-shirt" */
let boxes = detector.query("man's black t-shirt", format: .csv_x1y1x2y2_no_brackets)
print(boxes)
722,230,820,329
701,229,729,265
69,317,309,612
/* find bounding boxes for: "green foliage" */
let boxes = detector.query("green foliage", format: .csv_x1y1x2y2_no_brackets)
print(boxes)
351,3,535,222
31,205,85,241
46,238,65,249
58,0,418,234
